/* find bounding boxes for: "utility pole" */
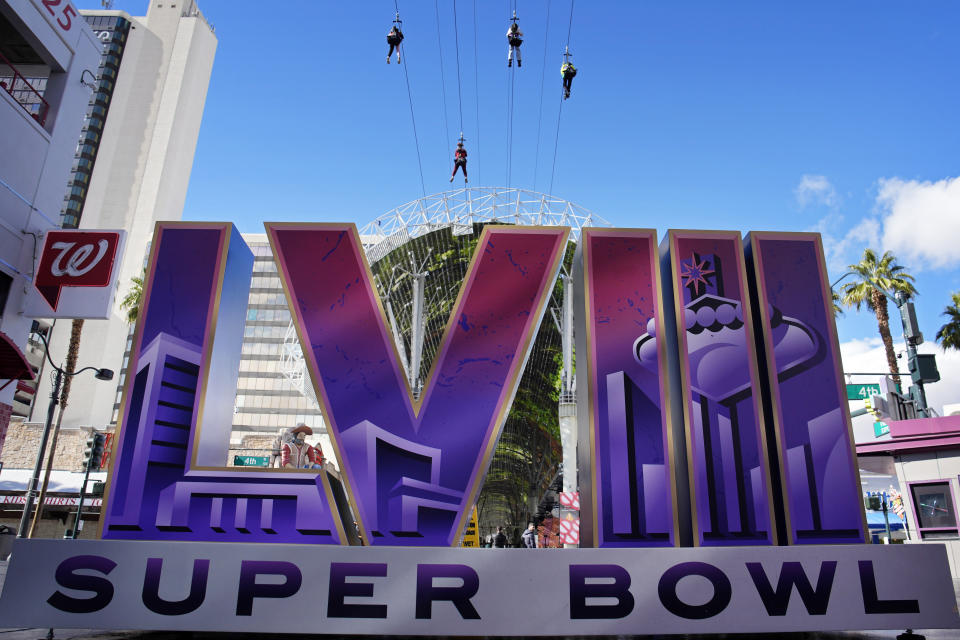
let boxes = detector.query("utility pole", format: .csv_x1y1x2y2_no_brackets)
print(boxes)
378,250,432,400
406,250,431,399
895,291,939,418
67,432,104,539
552,270,577,547
18,369,62,538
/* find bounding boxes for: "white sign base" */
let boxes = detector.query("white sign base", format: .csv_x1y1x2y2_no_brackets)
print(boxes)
0,539,956,635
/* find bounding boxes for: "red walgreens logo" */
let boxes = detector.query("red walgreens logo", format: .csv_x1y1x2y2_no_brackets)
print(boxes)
34,231,121,311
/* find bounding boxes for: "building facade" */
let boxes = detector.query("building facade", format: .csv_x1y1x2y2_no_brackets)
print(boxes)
34,0,217,429
0,0,101,453
232,236,326,429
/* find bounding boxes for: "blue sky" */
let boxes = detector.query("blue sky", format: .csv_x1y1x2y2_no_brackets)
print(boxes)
80,1,960,409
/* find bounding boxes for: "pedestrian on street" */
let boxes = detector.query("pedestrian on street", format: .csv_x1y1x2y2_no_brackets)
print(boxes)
493,526,508,548
521,522,538,548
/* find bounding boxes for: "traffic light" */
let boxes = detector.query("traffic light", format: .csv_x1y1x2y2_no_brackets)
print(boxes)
83,432,106,471
900,299,923,345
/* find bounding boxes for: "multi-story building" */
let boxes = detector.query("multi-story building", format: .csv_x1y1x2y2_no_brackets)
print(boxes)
225,234,333,463
233,235,326,432
0,0,100,453
10,13,133,419
33,0,217,428
60,13,132,230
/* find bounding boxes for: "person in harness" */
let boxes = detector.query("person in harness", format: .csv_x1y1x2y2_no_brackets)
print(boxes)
561,59,577,99
450,141,468,183
507,22,523,67
387,23,404,64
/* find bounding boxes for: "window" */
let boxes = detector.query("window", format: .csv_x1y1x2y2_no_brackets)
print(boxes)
0,271,13,317
910,481,958,539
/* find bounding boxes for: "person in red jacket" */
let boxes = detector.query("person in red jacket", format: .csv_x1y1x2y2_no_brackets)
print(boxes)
450,141,468,183
282,424,323,469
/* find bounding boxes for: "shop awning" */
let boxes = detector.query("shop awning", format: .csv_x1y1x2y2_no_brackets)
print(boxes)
0,331,33,382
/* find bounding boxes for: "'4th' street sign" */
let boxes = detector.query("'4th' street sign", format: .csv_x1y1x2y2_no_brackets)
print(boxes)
847,383,881,400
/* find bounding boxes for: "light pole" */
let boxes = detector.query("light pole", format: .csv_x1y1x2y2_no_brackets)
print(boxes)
16,331,113,538
830,271,858,289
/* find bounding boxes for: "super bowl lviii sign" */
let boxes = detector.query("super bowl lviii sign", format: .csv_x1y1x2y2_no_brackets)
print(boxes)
1,222,956,636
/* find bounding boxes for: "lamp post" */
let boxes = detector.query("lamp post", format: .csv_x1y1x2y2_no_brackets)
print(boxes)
16,331,113,538
830,271,858,289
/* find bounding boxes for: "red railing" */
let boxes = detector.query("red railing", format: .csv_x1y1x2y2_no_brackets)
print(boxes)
0,50,50,127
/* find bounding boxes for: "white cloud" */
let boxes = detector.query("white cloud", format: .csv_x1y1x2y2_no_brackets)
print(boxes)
816,216,881,273
795,174,839,209
839,337,960,417
877,176,960,269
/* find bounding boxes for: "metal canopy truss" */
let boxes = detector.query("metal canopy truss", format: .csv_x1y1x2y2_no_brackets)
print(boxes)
359,187,609,264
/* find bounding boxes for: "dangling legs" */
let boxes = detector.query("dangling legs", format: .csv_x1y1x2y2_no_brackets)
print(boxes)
450,160,468,182
387,39,401,63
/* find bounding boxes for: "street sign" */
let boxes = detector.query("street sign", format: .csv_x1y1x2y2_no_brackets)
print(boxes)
461,507,480,547
847,383,881,400
233,455,269,467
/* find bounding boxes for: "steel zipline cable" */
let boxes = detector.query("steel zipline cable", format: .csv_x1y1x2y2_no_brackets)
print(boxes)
472,0,482,185
507,63,516,188
505,0,516,188
434,0,453,170
394,0,427,198
531,0,551,191
452,0,465,135
549,0,574,197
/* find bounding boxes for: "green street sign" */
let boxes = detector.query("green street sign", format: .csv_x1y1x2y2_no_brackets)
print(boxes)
233,455,270,467
846,383,881,401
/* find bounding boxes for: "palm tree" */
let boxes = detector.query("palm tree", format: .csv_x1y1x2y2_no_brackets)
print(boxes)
120,270,145,324
831,289,844,318
936,292,960,351
841,249,917,387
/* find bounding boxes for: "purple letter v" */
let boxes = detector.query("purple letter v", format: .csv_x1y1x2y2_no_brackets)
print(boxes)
267,224,568,546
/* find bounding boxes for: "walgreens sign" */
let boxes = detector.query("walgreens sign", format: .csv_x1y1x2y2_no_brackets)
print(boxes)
24,230,126,319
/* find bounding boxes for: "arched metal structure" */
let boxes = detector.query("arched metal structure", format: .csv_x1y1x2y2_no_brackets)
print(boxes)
359,187,608,260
